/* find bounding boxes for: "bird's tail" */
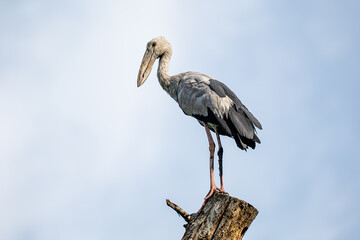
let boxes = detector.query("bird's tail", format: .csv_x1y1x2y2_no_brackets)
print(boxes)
226,107,261,150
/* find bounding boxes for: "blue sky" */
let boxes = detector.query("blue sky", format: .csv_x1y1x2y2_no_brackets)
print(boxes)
1,0,359,239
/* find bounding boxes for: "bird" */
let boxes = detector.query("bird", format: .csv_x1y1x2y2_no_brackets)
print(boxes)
137,36,262,205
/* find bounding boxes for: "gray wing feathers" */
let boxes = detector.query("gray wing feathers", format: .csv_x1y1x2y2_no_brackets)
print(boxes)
228,109,254,139
209,79,262,130
240,105,262,130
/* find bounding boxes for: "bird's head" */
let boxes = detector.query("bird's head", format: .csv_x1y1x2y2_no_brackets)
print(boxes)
137,36,172,87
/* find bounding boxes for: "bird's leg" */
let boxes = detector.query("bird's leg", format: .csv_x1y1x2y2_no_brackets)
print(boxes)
198,123,218,213
204,123,218,200
216,130,226,193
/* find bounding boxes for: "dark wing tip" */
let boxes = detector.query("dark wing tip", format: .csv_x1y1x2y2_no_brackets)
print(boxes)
253,134,261,144
240,106,262,130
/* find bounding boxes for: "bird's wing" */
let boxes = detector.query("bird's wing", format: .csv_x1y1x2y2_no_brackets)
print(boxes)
176,73,261,148
208,79,262,130
176,73,261,128
176,72,233,119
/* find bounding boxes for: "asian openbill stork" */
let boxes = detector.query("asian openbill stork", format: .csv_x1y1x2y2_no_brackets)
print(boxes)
137,36,262,205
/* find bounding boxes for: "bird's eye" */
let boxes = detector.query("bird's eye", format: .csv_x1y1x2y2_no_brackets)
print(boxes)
152,42,156,47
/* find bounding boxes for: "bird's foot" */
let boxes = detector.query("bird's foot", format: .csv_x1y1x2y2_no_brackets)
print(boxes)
197,186,219,214
216,186,227,194
197,187,228,214
196,187,215,214
205,186,218,200
204,186,226,199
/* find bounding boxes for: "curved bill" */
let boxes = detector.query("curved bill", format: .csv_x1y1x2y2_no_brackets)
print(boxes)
137,49,157,87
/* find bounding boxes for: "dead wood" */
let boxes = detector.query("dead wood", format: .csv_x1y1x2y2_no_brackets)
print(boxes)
167,192,258,240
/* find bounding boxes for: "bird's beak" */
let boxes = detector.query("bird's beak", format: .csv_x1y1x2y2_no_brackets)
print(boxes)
137,49,157,87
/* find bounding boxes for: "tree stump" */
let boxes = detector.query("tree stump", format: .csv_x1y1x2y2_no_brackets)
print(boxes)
167,192,258,240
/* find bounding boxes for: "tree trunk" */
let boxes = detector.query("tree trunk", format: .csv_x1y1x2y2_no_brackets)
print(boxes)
166,192,258,240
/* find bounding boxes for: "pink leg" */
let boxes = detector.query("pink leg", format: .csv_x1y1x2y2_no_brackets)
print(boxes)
198,123,219,213
204,123,218,200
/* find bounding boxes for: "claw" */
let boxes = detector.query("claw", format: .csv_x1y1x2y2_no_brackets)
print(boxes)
216,187,227,194
198,186,219,214
205,187,217,200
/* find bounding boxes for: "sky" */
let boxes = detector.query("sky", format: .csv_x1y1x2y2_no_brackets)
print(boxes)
0,0,359,239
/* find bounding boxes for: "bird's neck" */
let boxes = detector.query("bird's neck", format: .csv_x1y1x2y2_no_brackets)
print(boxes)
157,50,172,87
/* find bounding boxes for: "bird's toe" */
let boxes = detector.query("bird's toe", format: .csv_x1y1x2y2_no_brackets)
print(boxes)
216,187,227,194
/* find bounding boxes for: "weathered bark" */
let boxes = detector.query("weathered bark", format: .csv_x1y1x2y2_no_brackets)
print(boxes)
167,192,258,240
